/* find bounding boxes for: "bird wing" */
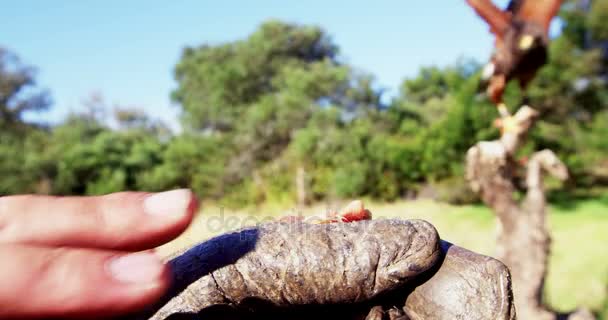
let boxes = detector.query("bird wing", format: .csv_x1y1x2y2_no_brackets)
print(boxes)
513,0,562,33
466,0,511,36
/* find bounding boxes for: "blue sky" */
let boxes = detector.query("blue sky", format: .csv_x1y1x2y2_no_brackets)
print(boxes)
1,0,511,129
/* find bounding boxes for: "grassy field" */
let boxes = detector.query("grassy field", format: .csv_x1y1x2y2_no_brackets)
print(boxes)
158,198,608,317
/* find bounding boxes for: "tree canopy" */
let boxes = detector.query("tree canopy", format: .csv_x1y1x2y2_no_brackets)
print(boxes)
1,4,606,206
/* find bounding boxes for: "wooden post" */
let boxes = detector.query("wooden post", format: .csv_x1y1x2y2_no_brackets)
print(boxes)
296,165,309,207
466,106,593,320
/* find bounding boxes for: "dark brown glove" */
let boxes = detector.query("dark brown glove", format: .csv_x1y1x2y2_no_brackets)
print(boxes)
124,217,515,320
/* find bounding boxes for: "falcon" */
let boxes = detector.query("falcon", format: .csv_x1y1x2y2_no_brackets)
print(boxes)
466,0,562,108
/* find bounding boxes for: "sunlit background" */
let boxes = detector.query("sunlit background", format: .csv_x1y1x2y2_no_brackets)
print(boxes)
1,0,518,128
1,0,607,318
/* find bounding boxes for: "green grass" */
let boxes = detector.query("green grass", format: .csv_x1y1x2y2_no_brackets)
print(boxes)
158,198,608,317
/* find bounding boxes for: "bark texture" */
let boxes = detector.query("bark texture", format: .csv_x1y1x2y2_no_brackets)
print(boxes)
466,106,593,320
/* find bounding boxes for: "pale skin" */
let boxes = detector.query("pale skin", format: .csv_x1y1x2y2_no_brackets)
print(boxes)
0,189,198,319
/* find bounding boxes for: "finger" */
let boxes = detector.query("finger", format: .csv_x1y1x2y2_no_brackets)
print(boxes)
0,189,197,250
0,244,169,319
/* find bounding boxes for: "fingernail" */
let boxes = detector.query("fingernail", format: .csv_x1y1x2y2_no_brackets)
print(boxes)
143,189,194,217
108,252,165,284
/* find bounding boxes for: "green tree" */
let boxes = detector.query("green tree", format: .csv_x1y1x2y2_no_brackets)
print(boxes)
0,48,52,194
49,97,167,195
0,48,50,133
0,130,55,194
138,134,228,199
171,20,386,205
172,20,339,132
52,128,163,195
523,0,608,188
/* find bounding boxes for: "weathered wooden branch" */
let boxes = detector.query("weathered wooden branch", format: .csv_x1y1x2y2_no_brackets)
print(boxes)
296,165,309,206
466,105,594,320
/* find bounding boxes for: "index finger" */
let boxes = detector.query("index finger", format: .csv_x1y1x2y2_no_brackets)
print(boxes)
0,190,197,251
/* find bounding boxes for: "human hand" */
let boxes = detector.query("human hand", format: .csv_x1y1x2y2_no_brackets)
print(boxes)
0,189,197,319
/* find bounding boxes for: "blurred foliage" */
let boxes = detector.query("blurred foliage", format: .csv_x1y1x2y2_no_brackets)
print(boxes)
0,48,50,134
1,3,607,207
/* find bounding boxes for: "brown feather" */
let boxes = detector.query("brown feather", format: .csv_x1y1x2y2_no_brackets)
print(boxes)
466,0,511,36
515,0,562,33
